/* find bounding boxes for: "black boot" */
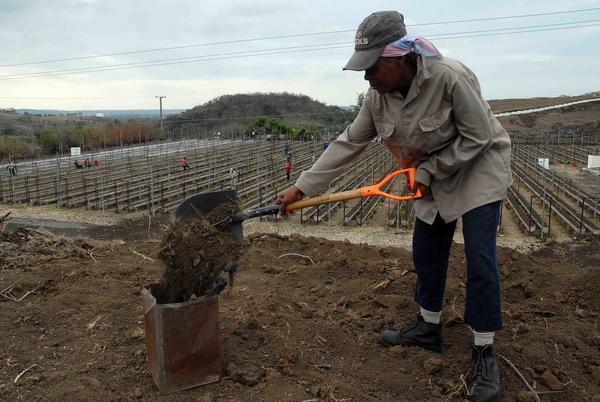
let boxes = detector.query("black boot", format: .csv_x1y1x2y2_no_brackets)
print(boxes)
467,344,501,402
380,315,443,353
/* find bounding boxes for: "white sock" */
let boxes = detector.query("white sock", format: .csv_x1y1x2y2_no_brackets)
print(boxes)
472,329,495,346
420,307,441,324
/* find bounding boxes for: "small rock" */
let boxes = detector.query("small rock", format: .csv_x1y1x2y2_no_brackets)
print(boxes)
310,385,323,397
533,364,545,374
516,390,538,402
264,367,279,380
132,387,143,399
227,363,264,386
423,357,444,375
195,392,214,402
553,291,566,303
515,323,530,335
540,370,563,391
590,366,600,385
389,345,408,357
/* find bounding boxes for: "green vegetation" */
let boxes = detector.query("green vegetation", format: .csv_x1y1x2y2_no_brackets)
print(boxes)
243,117,320,140
353,92,365,120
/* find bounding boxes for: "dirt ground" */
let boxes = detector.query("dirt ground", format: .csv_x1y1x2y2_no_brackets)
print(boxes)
1,213,600,402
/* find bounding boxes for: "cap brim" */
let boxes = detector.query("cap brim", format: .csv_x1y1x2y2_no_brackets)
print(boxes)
343,46,385,71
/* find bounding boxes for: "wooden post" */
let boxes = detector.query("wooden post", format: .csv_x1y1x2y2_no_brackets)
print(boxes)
64,178,70,208
25,176,30,203
114,181,119,211
83,177,89,209
126,180,131,211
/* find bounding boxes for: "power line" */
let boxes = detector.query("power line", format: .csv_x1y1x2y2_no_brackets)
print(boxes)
1,20,598,81
0,45,350,80
1,6,599,68
0,42,349,79
431,22,600,40
410,7,600,26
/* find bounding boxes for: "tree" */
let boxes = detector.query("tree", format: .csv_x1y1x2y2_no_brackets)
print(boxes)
352,92,366,120
35,129,59,154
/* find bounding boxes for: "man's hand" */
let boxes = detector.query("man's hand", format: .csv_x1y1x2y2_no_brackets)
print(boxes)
276,186,304,213
409,180,428,196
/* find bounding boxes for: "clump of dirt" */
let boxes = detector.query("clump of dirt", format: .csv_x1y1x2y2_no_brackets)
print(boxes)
156,203,241,304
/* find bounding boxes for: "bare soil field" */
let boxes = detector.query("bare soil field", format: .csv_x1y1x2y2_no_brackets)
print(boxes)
1,212,599,402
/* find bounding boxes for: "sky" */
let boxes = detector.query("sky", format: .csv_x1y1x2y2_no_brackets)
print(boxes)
1,0,599,111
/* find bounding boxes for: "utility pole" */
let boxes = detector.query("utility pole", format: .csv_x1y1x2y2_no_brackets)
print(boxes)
155,95,166,140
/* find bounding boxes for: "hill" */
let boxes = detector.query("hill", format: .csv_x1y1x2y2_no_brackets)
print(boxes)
166,92,353,136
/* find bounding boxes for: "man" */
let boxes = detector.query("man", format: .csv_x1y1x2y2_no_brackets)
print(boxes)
284,160,292,182
6,161,17,176
229,167,239,191
180,157,191,171
277,11,511,402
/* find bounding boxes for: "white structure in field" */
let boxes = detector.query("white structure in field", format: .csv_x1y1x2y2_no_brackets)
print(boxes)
587,155,600,169
70,147,81,156
537,158,550,169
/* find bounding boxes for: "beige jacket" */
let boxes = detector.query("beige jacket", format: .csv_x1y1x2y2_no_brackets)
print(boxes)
295,55,512,224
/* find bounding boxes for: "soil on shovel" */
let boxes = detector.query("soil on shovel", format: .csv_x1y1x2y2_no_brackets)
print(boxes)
156,203,241,304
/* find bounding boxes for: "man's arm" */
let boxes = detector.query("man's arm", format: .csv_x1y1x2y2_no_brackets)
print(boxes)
293,96,378,197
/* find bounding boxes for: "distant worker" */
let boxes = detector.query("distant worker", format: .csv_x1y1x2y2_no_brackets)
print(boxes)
6,161,16,176
284,160,292,182
180,157,191,171
229,167,239,191
74,160,83,169
284,143,290,156
93,159,99,167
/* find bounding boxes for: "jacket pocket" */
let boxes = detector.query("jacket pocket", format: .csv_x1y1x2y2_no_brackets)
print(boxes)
418,108,455,153
374,119,395,138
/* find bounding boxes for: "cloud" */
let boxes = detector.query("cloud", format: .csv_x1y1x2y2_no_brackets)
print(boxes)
2,0,600,109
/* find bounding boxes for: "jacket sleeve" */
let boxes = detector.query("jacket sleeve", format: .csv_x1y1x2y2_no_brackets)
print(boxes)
295,97,377,197
415,70,493,186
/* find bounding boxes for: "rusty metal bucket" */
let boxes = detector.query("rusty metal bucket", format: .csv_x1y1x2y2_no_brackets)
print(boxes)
142,284,222,393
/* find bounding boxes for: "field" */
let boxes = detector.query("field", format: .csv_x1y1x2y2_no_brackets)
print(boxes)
1,213,600,402
1,96,600,401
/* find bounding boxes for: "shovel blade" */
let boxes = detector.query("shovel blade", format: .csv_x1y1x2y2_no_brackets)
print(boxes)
175,190,243,243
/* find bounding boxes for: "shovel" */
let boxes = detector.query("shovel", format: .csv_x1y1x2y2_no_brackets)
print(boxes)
175,167,422,243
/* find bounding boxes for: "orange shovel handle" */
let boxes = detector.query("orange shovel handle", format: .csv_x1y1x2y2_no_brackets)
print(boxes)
285,167,422,211
359,167,423,201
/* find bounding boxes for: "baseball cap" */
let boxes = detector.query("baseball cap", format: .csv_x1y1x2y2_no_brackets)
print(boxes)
343,11,406,71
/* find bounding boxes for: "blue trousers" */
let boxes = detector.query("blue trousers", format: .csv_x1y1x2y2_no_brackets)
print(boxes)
413,201,503,331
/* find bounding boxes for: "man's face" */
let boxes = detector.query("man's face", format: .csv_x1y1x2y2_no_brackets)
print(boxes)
364,57,413,94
